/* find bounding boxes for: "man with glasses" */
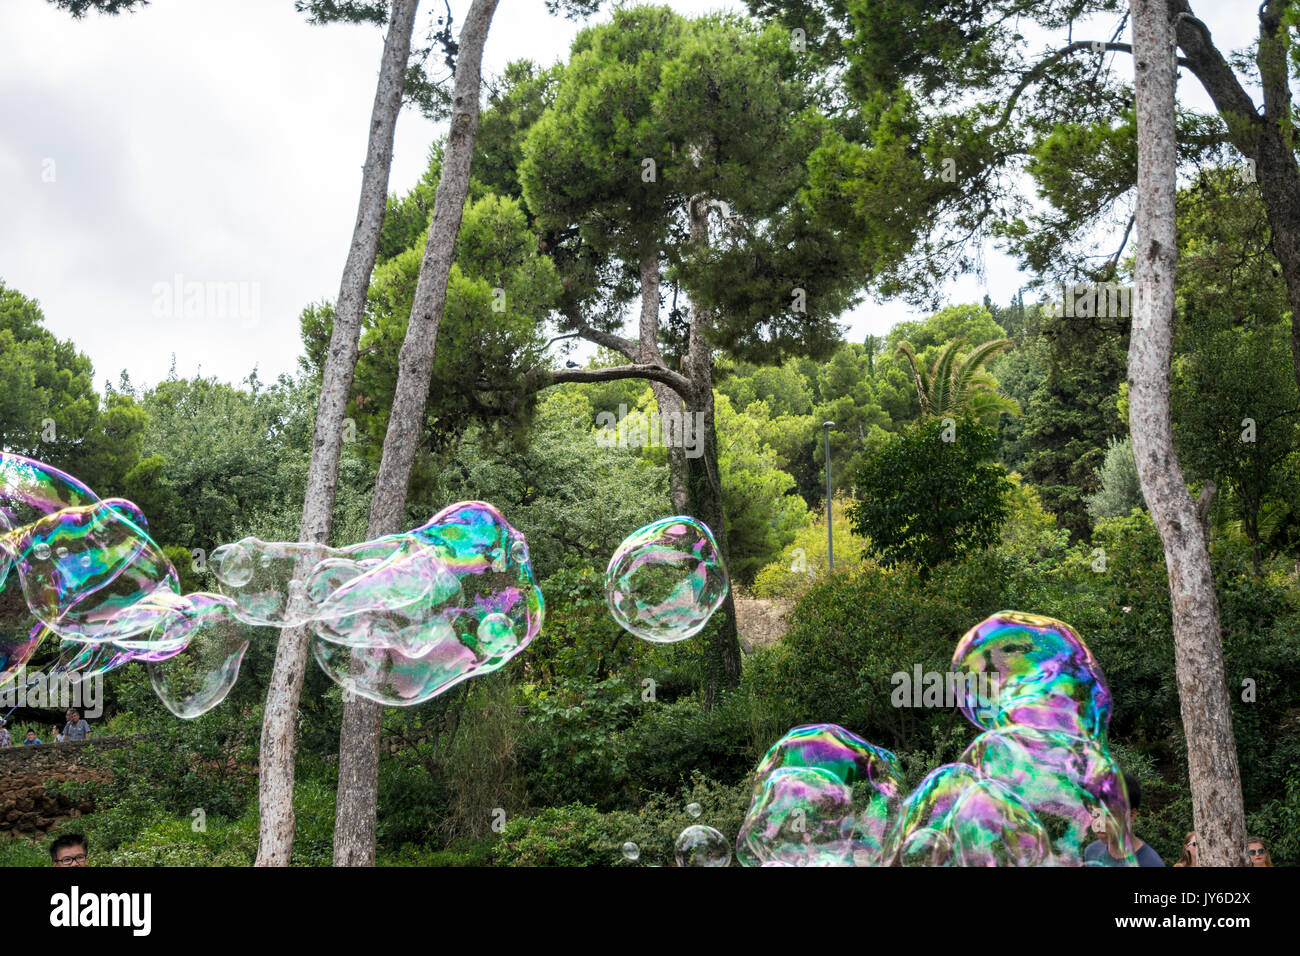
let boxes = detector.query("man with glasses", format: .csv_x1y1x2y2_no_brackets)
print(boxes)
49,834,88,867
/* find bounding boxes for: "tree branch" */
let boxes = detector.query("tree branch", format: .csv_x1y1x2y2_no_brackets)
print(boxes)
524,362,693,397
572,319,637,360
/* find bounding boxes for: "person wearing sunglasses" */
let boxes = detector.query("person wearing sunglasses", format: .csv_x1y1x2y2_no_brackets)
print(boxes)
1246,837,1273,867
49,834,88,867
1174,832,1198,867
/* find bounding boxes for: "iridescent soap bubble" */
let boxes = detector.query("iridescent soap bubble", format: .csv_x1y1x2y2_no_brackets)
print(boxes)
961,726,1132,864
686,802,702,818
746,723,903,865
621,841,640,862
146,593,257,718
674,825,731,867
951,611,1111,740
0,453,99,543
310,540,461,649
312,502,542,706
15,501,179,643
948,777,1052,867
737,766,856,867
888,763,982,866
210,538,337,627
605,516,729,643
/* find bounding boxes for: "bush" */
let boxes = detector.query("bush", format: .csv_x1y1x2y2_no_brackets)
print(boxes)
493,803,643,866
493,774,751,867
624,694,756,794
849,417,1012,576
771,552,1016,751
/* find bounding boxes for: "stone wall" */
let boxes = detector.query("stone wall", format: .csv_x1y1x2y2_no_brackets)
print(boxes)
0,738,127,837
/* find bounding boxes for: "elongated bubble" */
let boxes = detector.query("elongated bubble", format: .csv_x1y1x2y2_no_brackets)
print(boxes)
147,594,255,718
311,502,542,705
605,516,729,643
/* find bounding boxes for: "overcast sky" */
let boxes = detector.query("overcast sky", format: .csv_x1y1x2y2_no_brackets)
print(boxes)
0,0,1256,390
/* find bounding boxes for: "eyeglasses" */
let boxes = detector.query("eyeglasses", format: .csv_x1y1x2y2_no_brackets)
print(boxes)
1247,848,1265,856
1188,842,1197,848
54,853,87,866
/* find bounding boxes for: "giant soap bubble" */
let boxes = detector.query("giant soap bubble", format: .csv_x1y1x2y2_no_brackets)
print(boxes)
605,516,729,642
0,453,543,719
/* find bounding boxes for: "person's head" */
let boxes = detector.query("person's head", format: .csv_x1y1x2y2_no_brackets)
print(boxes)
1176,831,1198,867
66,709,79,723
50,834,87,867
1246,836,1273,867
24,730,35,741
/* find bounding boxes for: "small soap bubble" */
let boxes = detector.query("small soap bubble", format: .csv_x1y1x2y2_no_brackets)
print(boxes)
675,825,731,867
686,802,702,818
621,841,640,862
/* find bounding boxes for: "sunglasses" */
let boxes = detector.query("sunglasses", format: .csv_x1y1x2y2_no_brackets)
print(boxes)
1248,848,1265,856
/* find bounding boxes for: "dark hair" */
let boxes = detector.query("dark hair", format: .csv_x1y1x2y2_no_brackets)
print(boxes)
1123,773,1142,813
49,833,87,861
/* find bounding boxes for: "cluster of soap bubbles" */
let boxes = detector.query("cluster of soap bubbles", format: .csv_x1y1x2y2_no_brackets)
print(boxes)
728,612,1135,866
0,453,542,718
605,516,729,643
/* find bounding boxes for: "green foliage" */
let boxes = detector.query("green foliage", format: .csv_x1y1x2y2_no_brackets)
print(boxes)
751,496,870,599
1084,436,1145,522
1020,309,1128,538
771,554,1015,751
714,394,809,583
492,802,643,867
896,336,1018,423
1171,169,1300,569
848,417,1011,576
423,388,671,579
492,773,751,867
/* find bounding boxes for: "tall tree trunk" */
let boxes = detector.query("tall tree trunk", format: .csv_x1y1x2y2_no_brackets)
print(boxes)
255,0,419,867
1129,0,1247,868
332,0,499,867
638,256,689,512
682,198,741,706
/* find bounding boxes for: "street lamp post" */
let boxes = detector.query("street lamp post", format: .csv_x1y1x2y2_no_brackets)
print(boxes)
824,421,835,573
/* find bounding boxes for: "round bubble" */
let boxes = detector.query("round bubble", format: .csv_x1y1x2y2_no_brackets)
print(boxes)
951,611,1111,740
746,723,903,865
737,766,855,867
621,841,640,862
674,825,731,867
686,802,702,818
605,516,729,643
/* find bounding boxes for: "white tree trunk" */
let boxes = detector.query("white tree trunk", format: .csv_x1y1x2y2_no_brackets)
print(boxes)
255,0,420,867
1129,0,1247,867
332,0,499,867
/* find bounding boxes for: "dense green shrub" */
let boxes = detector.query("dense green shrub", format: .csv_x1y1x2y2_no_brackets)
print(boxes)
772,552,1016,750
624,694,755,793
518,678,642,809
493,803,643,866
493,774,751,867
